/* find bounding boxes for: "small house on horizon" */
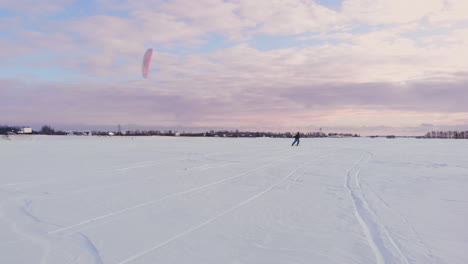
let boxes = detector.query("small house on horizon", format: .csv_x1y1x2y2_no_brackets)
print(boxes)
18,127,32,134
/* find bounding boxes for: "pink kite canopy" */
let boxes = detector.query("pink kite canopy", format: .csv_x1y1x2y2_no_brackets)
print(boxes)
142,48,153,78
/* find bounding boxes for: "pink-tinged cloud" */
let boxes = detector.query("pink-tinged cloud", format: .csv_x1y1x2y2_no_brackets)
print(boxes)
342,0,444,25
236,0,342,35
1,74,467,135
428,0,468,23
161,0,254,40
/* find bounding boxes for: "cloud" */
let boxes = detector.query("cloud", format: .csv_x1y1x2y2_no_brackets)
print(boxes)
428,0,468,24
64,12,202,48
19,31,77,51
161,0,254,41
280,77,468,113
236,0,342,35
0,17,23,31
0,78,213,126
296,32,353,41
342,0,444,25
0,38,32,60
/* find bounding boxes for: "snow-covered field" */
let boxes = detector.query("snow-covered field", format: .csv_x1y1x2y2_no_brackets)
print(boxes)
1,135,467,264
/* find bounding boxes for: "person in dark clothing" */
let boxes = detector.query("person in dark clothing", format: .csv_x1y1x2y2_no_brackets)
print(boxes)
292,132,300,146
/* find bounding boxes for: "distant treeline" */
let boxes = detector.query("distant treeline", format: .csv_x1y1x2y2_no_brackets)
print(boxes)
123,130,359,138
424,131,468,139
0,125,66,135
1,125,361,138
0,126,21,134
4,125,467,139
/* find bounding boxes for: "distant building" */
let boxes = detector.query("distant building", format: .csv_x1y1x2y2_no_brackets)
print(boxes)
21,127,32,134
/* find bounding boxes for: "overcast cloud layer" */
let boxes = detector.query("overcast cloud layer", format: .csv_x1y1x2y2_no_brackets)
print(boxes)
1,0,467,135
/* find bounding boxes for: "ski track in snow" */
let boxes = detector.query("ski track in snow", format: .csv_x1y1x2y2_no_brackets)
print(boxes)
363,177,438,264
0,181,35,188
0,208,52,264
16,199,54,264
106,148,289,172
356,167,410,264
2,150,300,249
441,199,468,204
344,154,385,264
75,232,104,264
0,149,289,240
106,157,181,171
41,152,300,237
252,243,318,256
344,151,413,264
8,149,292,202
285,170,305,191
6,156,183,194
117,161,310,264
179,149,291,173
4,138,463,263
4,150,237,194
6,198,105,264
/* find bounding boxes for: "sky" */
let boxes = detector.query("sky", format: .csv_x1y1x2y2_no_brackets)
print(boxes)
1,0,468,135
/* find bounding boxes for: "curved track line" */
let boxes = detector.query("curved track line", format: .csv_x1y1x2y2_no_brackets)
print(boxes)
362,173,437,263
344,154,385,264
345,151,415,264
355,169,410,264
355,171,409,264
117,162,309,264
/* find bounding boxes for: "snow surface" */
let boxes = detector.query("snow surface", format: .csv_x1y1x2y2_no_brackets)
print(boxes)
0,135,467,264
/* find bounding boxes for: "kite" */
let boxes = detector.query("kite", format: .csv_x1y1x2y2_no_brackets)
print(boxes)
142,48,153,78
